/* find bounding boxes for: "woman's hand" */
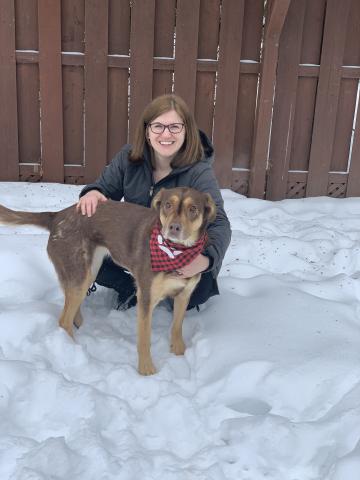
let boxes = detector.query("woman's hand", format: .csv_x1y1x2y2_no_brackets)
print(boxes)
176,254,209,278
76,190,107,217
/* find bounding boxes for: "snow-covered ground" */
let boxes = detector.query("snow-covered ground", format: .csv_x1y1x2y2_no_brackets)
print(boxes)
0,182,360,480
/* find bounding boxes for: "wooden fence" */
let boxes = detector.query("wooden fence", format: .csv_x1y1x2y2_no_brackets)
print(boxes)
0,0,360,199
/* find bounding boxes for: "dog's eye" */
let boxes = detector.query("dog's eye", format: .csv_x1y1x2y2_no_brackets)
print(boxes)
164,202,172,210
189,205,198,214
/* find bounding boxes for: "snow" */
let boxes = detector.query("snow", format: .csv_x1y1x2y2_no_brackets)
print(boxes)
0,182,360,479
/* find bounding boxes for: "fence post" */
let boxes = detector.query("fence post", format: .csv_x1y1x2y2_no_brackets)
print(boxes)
212,0,245,189
266,0,306,200
0,0,19,180
345,85,360,196
174,0,200,113
306,0,352,197
38,0,64,182
129,0,155,142
84,0,109,183
248,0,291,199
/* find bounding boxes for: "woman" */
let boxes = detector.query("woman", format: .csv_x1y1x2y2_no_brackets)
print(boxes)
77,94,231,310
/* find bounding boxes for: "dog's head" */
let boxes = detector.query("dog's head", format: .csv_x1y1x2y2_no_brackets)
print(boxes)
151,187,216,245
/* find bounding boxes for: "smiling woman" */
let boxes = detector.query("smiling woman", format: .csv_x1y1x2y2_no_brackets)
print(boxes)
130,94,203,170
77,94,231,311
147,110,186,182
147,116,185,166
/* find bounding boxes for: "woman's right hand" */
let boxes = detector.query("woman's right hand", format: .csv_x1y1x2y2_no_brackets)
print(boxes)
76,190,107,217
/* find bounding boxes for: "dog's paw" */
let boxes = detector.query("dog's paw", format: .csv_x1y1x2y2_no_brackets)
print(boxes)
73,311,84,329
170,338,186,356
59,322,74,339
138,358,157,376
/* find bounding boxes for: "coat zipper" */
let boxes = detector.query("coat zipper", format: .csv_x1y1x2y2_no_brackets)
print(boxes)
149,171,181,201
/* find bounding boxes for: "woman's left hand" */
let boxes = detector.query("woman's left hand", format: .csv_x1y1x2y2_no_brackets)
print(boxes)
176,254,209,278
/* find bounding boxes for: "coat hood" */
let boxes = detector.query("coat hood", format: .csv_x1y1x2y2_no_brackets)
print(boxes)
199,130,214,164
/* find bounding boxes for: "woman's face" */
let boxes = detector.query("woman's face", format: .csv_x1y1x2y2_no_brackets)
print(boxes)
147,109,186,164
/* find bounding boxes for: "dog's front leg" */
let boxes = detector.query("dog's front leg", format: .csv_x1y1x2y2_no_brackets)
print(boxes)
170,294,187,355
171,275,201,355
136,289,156,375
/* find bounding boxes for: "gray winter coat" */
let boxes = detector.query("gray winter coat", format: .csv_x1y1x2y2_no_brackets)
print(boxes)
80,131,231,278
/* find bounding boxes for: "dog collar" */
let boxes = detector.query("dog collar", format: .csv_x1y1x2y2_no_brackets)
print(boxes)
150,223,207,272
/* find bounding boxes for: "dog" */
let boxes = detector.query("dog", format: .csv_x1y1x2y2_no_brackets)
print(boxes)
0,187,216,375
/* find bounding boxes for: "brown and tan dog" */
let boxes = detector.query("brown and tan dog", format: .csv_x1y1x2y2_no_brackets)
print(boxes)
0,187,216,375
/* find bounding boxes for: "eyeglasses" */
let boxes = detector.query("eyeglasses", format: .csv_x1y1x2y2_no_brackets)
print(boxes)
148,122,185,134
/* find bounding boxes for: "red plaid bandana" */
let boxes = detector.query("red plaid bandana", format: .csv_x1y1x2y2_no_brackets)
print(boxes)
150,223,207,272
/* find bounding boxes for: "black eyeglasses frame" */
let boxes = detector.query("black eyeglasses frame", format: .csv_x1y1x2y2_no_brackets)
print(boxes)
148,122,185,134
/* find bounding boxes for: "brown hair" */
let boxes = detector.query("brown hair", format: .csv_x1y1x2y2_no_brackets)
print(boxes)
130,94,203,168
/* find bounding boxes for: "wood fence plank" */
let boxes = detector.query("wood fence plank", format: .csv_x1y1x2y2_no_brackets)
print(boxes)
154,0,176,57
248,0,291,198
153,70,173,98
266,0,306,200
232,0,264,182
331,78,358,172
61,0,85,53
290,76,318,172
0,0,19,179
300,0,326,65
198,0,220,59
153,0,176,97
233,73,259,170
108,0,130,55
17,64,41,167
38,0,64,182
212,0,245,188
195,72,216,139
343,0,360,66
129,0,155,141
241,0,264,61
63,66,84,167
107,68,129,161
231,170,250,196
195,0,220,139
84,0,108,183
306,0,352,196
174,0,200,112
15,0,38,50
346,84,360,196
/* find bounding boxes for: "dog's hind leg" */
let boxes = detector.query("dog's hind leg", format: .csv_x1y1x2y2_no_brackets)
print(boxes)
72,246,109,330
170,274,201,355
58,275,92,338
47,236,96,336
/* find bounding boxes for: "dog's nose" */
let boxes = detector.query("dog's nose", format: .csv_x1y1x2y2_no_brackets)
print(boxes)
169,223,181,233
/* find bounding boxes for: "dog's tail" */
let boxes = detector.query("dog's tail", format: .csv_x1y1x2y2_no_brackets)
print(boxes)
0,204,55,231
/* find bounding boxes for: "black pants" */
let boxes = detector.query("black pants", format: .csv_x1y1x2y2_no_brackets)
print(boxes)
95,257,219,309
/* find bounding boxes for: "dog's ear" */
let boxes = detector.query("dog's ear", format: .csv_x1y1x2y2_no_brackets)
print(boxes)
204,193,217,224
151,188,164,211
